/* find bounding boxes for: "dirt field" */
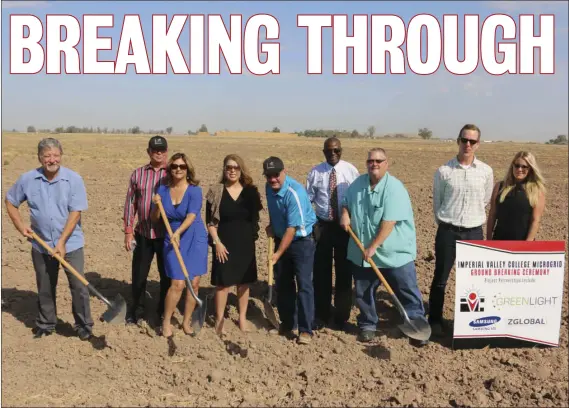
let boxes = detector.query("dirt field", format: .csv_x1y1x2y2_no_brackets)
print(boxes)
2,132,568,407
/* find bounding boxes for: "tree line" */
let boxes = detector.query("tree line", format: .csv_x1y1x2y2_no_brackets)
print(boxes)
16,125,568,145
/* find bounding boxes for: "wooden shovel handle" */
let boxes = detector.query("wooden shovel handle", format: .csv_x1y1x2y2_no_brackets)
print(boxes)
346,225,395,296
30,232,90,287
155,199,191,281
267,236,274,286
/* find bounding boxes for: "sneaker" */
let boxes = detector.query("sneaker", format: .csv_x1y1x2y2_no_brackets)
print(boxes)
357,330,376,343
297,332,312,345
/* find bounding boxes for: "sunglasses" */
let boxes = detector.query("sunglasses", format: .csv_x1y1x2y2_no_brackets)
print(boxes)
514,164,529,170
324,148,342,154
170,164,188,171
225,165,240,171
459,137,479,145
367,159,386,165
265,172,280,179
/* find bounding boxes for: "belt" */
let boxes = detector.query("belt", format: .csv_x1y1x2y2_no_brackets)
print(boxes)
439,222,481,232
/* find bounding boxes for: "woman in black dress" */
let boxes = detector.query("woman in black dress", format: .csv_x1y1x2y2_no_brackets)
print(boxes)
487,151,546,240
205,154,263,335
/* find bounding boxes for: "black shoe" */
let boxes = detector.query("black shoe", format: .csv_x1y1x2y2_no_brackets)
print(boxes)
77,327,92,341
125,313,136,325
313,319,326,331
410,338,430,347
33,328,54,339
357,330,376,343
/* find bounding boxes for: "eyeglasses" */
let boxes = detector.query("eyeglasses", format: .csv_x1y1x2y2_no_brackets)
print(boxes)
170,164,188,171
265,172,280,179
151,149,167,154
225,165,240,172
514,164,529,170
366,159,386,165
459,137,479,145
324,148,342,154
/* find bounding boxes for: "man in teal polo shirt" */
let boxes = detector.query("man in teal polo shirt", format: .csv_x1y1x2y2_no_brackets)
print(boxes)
340,148,429,346
5,138,93,340
264,156,317,345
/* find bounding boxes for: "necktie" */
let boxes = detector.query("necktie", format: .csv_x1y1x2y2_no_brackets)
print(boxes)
329,168,338,221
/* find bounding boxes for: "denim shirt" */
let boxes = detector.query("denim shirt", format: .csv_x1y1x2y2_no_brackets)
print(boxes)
6,166,88,254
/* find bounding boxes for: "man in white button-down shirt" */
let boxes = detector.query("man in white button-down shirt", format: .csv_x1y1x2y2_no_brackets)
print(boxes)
306,137,360,330
428,124,494,336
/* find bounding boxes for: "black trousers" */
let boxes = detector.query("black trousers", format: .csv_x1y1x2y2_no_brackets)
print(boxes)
131,232,170,318
428,223,483,323
313,219,353,324
31,247,93,332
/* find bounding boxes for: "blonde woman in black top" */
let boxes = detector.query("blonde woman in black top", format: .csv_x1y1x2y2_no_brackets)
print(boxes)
487,151,546,241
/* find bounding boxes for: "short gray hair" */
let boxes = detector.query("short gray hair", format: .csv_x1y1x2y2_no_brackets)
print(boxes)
368,147,386,158
37,138,63,156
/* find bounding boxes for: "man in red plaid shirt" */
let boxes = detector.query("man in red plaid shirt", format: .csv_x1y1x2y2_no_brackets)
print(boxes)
123,135,171,324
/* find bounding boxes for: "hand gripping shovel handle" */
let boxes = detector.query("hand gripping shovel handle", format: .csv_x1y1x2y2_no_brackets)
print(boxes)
155,200,201,305
30,232,112,308
346,225,408,316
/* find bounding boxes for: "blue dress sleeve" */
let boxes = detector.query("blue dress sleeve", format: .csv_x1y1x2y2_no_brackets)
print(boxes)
187,186,203,216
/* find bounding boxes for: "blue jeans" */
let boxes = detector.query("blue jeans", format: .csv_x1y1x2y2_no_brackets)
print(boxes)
274,236,316,334
352,260,426,332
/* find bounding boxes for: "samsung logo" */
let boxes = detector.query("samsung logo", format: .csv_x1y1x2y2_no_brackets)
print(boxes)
469,316,501,327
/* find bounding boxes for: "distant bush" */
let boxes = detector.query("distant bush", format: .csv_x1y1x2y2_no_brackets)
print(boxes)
546,135,568,145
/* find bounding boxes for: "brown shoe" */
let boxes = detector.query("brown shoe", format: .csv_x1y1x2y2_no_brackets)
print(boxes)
297,332,312,345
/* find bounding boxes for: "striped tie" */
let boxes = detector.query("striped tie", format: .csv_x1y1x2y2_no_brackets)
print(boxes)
329,168,338,221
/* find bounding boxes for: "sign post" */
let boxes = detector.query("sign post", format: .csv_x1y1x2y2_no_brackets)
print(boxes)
453,240,566,349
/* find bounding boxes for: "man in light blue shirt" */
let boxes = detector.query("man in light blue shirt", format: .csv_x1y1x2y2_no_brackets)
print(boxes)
264,156,317,345
5,138,93,340
340,148,429,346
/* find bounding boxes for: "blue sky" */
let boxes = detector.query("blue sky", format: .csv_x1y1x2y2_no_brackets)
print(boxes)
1,0,568,141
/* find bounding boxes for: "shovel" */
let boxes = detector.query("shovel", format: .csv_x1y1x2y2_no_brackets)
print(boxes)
346,226,431,342
155,200,206,336
30,232,127,324
263,236,279,330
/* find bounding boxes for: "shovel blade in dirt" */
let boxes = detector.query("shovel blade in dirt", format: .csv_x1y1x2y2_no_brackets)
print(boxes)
263,287,279,330
185,276,206,336
391,295,432,341
97,291,128,324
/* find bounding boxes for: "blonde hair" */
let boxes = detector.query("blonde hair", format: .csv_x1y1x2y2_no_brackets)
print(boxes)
499,151,545,207
166,152,199,186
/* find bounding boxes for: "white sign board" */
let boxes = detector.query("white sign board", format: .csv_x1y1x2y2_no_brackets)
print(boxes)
453,240,566,347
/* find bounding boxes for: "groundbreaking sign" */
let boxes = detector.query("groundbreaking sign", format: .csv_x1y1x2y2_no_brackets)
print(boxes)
453,240,566,348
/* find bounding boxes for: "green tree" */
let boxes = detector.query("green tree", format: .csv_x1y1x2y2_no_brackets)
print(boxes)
418,128,433,140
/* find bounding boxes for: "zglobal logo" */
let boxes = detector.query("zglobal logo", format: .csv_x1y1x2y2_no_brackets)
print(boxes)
508,318,547,325
469,316,501,328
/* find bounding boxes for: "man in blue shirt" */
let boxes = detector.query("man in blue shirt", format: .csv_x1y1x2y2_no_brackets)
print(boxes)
340,148,429,346
5,138,93,340
264,156,317,345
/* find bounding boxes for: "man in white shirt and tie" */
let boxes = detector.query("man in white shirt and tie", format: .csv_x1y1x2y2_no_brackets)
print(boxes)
306,137,360,330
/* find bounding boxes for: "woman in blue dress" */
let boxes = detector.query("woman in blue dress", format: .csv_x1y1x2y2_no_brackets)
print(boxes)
150,152,208,337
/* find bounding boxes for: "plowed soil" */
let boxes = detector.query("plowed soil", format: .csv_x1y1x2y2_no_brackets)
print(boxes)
2,133,568,407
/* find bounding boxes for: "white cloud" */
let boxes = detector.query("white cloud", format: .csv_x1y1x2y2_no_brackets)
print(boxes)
2,1,51,9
